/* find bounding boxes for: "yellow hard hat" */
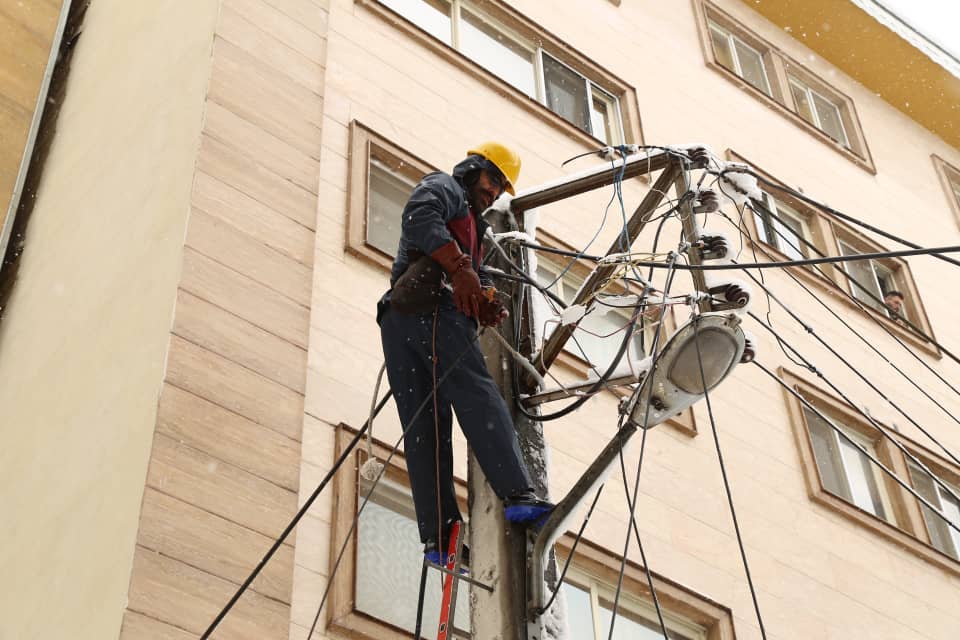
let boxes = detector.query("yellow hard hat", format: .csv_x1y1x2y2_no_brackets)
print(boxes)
467,142,521,195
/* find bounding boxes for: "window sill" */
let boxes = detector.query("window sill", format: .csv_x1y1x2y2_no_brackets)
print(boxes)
357,0,644,154
705,61,876,175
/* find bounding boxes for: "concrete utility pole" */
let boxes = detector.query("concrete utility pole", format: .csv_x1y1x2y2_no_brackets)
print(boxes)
469,203,547,640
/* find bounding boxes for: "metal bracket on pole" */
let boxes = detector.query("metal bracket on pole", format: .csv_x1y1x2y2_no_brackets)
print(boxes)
527,422,639,620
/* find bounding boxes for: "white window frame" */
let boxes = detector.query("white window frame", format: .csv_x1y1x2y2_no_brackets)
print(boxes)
707,21,772,97
562,567,707,640
788,76,851,148
753,192,813,260
837,239,904,319
379,0,625,143
366,158,419,258
806,408,896,523
908,462,960,561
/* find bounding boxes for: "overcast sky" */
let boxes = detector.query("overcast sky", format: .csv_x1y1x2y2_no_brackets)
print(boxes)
875,0,960,60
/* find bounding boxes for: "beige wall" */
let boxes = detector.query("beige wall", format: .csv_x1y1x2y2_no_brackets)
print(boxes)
0,0,220,638
301,0,960,638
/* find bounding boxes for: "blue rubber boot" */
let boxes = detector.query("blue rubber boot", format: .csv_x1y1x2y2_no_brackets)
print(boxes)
504,494,554,526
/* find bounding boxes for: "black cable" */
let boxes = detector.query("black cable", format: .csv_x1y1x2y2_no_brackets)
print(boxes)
745,197,946,354
305,330,482,639
536,485,605,615
731,168,960,270
616,445,669,639
744,198,960,376
693,315,768,639
754,361,960,538
725,212,960,430
742,291,960,468
200,390,393,638
747,313,960,508
607,257,679,640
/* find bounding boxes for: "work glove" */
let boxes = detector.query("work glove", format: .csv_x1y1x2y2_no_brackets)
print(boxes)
478,290,508,327
431,240,483,318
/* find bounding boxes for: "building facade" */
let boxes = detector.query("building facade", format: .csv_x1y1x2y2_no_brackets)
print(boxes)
2,0,960,638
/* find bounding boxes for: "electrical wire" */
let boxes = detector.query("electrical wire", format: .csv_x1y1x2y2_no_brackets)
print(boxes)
727,168,960,270
747,312,960,508
200,388,393,638
606,255,679,640
693,314,768,639
744,197,957,363
741,290,960,468
616,445,669,639
753,360,960,538
301,332,483,639
724,212,960,432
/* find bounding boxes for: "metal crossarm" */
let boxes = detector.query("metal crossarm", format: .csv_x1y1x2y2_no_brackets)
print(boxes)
520,165,681,386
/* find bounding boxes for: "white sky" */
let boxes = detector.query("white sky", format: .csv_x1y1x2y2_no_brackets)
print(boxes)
873,0,960,60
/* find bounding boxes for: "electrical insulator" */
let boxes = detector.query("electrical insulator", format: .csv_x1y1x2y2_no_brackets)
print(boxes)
693,189,720,214
708,282,750,308
700,234,729,261
687,146,712,168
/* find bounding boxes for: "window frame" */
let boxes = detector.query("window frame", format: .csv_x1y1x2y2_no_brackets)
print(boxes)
779,368,960,576
531,230,698,437
932,154,960,232
346,121,437,271
706,20,774,98
694,1,875,172
329,424,734,639
359,0,643,149
729,150,939,358
787,75,851,148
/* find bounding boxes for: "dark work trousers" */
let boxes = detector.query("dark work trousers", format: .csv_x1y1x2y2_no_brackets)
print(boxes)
379,302,533,544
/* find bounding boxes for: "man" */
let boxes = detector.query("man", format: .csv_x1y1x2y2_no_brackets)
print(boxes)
377,142,552,564
883,290,905,321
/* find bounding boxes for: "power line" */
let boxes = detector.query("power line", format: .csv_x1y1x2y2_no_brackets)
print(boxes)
747,312,960,509
694,315,768,639
743,297,960,468
720,167,960,270
607,256,679,640
753,360,960,538
719,209,960,431
199,390,393,638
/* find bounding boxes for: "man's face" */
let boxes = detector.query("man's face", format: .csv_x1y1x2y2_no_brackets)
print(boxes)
467,169,505,213
884,294,904,314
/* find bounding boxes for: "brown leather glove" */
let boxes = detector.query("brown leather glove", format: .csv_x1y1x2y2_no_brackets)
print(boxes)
430,241,482,318
478,294,509,327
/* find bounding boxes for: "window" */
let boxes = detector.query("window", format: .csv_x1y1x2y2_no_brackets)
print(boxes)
908,462,960,561
367,159,417,257
932,154,960,231
708,21,772,97
347,122,436,271
837,238,905,320
697,2,874,171
781,370,960,576
534,258,651,371
788,76,850,147
751,192,812,260
731,150,937,354
803,405,894,522
356,476,471,637
368,0,633,146
562,571,704,640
